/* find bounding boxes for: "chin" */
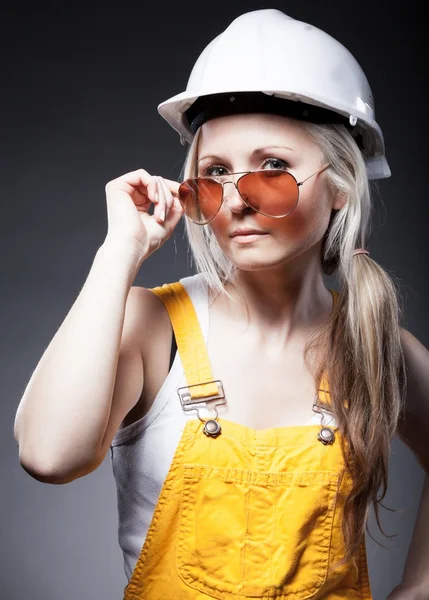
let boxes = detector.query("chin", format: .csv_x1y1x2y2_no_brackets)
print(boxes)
226,252,291,272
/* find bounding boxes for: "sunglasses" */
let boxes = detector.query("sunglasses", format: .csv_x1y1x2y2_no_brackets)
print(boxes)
178,164,331,225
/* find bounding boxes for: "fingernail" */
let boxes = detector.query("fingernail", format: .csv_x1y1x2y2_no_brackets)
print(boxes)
160,209,165,222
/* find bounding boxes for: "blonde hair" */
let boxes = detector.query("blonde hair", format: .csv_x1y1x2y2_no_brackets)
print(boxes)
178,119,407,565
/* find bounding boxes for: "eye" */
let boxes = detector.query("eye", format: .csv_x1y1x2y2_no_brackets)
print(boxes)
202,165,227,177
201,157,290,177
262,158,290,170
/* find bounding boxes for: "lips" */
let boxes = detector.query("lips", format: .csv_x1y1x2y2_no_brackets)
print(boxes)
230,229,267,237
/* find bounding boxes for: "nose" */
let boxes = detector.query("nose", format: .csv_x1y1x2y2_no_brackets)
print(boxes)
222,180,250,214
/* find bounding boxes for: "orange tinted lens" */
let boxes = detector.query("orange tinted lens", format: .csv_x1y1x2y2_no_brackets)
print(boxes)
238,171,298,216
178,178,223,224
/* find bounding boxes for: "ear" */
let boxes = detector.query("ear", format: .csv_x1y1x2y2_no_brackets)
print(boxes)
332,190,347,210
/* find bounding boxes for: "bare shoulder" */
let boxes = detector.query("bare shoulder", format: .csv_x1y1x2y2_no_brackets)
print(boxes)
123,285,172,356
397,327,429,472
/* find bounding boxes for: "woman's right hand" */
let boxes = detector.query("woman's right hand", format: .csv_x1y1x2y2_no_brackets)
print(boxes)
103,168,184,259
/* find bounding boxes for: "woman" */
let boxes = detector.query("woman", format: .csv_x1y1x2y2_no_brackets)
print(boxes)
14,8,429,599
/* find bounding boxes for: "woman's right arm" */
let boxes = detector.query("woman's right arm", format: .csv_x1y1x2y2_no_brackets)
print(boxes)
13,169,184,484
14,238,146,484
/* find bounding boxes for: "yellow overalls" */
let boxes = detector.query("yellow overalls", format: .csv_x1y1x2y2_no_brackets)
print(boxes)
123,281,372,599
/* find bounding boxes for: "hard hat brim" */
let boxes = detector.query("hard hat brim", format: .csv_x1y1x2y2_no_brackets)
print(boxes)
157,89,390,180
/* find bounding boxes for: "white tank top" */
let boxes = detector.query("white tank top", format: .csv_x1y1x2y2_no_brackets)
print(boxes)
109,272,337,581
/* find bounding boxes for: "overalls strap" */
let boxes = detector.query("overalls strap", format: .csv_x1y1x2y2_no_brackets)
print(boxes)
148,281,219,400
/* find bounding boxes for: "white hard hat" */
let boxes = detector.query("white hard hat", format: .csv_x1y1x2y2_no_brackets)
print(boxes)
157,9,390,180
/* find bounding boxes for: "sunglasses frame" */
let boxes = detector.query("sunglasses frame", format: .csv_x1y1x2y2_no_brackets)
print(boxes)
179,163,331,225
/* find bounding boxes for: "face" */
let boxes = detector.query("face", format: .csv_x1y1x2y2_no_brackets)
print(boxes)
196,113,345,272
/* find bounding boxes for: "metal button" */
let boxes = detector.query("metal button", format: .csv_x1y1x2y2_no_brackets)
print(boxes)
318,427,335,445
203,419,221,437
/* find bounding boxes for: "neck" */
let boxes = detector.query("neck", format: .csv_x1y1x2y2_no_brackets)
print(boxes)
214,249,334,349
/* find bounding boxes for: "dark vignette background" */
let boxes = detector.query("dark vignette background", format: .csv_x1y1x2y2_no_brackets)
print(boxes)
1,2,427,599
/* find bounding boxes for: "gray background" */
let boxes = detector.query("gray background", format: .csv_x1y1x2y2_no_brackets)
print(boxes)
1,1,427,599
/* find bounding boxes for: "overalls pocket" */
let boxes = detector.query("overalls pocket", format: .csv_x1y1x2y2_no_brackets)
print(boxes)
177,464,339,599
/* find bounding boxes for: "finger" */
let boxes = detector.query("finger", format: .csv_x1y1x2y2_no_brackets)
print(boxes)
137,170,179,200
161,177,181,197
146,179,158,203
158,177,175,221
130,180,157,210
129,170,158,208
111,169,157,200
167,195,185,226
109,170,178,203
154,176,167,222
124,168,153,186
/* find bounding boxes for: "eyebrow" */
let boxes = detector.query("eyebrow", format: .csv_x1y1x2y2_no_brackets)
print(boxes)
197,145,295,164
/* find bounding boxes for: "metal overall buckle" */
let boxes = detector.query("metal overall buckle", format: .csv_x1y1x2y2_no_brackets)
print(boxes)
177,379,226,437
312,395,337,445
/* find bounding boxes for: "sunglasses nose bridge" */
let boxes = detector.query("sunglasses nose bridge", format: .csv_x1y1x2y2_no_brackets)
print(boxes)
220,178,249,210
